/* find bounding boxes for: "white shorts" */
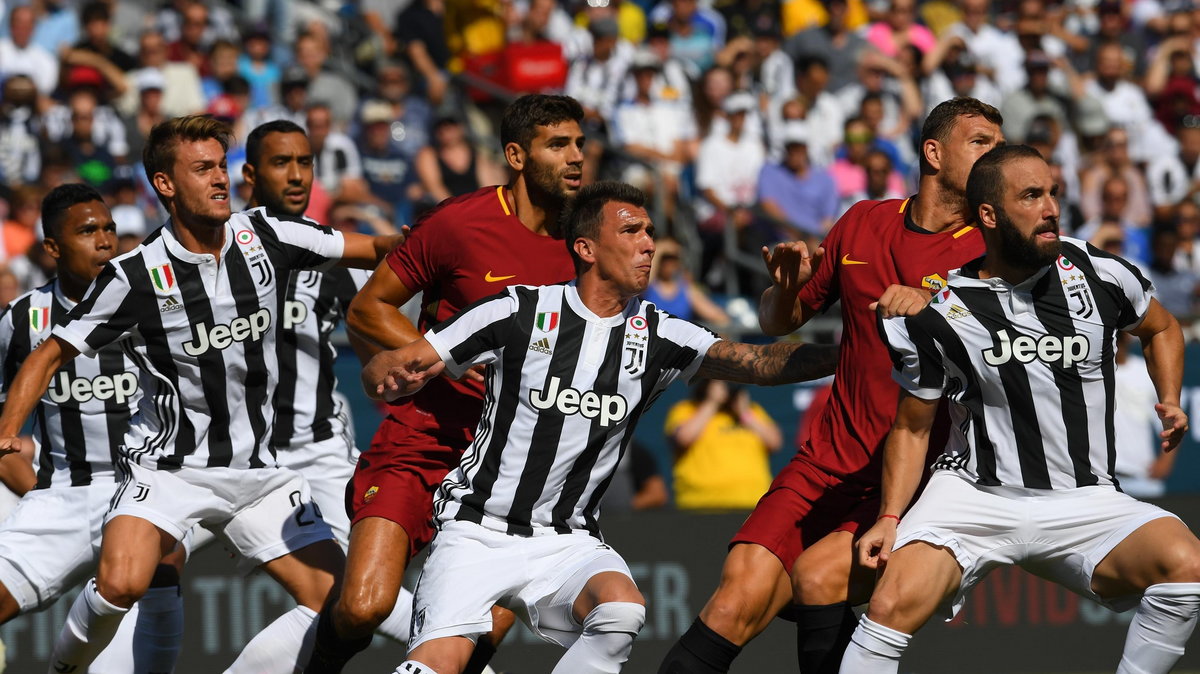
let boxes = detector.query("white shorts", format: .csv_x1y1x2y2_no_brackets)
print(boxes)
409,521,634,651
109,463,332,572
273,433,357,547
895,471,1176,619
0,483,115,611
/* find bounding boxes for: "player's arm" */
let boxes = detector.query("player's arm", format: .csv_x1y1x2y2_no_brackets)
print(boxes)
0,336,79,458
857,391,940,569
693,339,839,386
757,241,825,335
1128,297,1188,451
346,261,422,356
361,337,446,402
336,230,408,269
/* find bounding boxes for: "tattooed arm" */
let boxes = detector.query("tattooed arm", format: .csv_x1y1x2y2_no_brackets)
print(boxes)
694,340,839,386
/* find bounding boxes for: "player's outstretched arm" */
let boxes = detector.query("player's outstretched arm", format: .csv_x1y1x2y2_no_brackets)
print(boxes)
758,242,824,336
694,340,839,386
337,229,408,269
0,336,78,456
857,392,939,570
346,261,423,357
1129,298,1189,451
361,338,445,402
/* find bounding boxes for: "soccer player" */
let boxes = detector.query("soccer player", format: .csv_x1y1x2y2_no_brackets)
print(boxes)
843,144,1200,673
659,97,1005,674
306,94,585,673
241,118,416,643
0,115,400,673
0,184,184,672
364,180,840,674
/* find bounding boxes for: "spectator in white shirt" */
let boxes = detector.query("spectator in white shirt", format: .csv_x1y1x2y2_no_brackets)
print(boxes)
1086,41,1178,164
695,91,765,280
1147,118,1200,220
946,0,1024,93
307,103,371,204
0,5,59,96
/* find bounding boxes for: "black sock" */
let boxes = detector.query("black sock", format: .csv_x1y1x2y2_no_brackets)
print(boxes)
658,618,742,674
462,635,498,674
794,602,857,674
303,608,373,674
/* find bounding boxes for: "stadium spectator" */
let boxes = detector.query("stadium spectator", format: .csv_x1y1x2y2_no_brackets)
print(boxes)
1146,39,1200,137
293,32,358,125
1147,224,1200,319
784,0,868,93
165,1,211,74
757,122,839,244
1079,175,1151,265
778,56,843,167
76,1,138,75
656,0,727,72
667,380,782,510
200,39,241,105
1074,0,1147,77
1173,200,1200,275
307,103,370,204
368,60,434,159
0,5,59,96
640,236,731,327
830,116,907,213
1147,117,1200,220
43,89,130,185
864,0,935,58
243,66,308,133
0,187,41,261
237,27,281,111
1080,127,1152,229
356,100,421,228
1087,41,1177,164
719,24,793,110
125,69,168,161
1113,332,1178,498
847,148,906,207
414,116,508,206
565,16,632,182
944,0,1023,94
128,29,204,118
0,76,41,187
624,20,697,104
921,36,1001,115
600,440,670,513
835,51,922,159
394,0,452,106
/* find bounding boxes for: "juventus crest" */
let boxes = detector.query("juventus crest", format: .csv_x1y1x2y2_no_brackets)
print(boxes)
623,316,648,376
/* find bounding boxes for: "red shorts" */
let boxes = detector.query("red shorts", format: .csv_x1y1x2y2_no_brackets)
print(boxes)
730,455,880,572
347,415,468,559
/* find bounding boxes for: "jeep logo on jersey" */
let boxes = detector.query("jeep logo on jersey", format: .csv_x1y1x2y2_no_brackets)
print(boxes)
182,308,272,356
529,376,629,427
149,263,175,292
982,329,1089,368
29,306,49,332
47,371,138,404
283,300,309,330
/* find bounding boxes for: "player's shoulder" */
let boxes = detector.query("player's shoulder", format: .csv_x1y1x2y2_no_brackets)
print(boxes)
411,186,507,232
237,207,329,234
827,197,910,240
2,285,46,323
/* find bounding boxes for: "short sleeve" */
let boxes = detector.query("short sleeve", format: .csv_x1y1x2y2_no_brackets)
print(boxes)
1081,242,1155,329
424,290,517,378
879,311,947,401
386,209,452,292
52,263,143,358
263,216,346,271
657,314,722,385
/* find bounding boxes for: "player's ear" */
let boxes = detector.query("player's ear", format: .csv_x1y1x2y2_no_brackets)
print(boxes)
153,171,175,200
504,142,526,172
978,203,997,230
923,138,942,173
42,236,60,261
242,162,256,188
573,237,596,264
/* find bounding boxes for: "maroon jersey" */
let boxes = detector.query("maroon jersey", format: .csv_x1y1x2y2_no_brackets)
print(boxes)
796,197,984,484
385,185,576,444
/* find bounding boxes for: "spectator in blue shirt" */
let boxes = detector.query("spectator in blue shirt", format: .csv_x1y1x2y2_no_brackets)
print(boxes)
756,122,839,246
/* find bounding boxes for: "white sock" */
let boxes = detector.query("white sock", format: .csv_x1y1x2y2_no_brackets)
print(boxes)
376,586,414,644
224,605,318,674
49,578,130,673
551,601,645,674
89,599,141,673
839,615,910,674
1117,583,1200,674
395,660,440,674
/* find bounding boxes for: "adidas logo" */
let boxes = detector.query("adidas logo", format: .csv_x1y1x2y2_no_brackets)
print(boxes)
159,296,184,313
528,337,552,355
945,304,972,320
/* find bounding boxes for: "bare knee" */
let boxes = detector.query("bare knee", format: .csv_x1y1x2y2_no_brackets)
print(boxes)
335,590,396,635
792,561,851,606
1158,544,1200,585
95,569,150,608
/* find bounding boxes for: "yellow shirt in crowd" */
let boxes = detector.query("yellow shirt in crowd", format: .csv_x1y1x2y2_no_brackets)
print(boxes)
666,400,775,510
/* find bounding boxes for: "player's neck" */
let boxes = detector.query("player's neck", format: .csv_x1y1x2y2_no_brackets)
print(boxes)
576,276,633,318
978,255,1041,286
170,209,227,258
509,182,562,237
57,272,90,303
910,183,970,234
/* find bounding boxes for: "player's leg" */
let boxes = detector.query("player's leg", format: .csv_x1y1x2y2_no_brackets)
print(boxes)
838,541,962,674
790,528,877,674
399,636,477,674
50,514,176,672
1090,516,1200,674
90,544,187,673
551,570,646,674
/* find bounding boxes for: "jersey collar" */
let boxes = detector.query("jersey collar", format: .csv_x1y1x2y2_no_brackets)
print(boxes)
564,281,637,327
161,218,234,264
951,256,1054,292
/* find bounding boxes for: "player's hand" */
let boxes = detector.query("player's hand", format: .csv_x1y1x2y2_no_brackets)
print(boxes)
761,242,824,296
376,361,446,402
856,517,898,570
1156,403,1189,452
450,363,486,384
870,284,932,317
0,436,23,457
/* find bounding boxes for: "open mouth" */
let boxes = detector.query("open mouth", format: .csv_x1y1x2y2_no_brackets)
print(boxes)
564,173,582,188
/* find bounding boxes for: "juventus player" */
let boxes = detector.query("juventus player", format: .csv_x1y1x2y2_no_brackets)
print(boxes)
0,116,400,673
241,119,414,643
0,184,184,672
844,146,1200,673
364,181,840,674
661,98,1003,674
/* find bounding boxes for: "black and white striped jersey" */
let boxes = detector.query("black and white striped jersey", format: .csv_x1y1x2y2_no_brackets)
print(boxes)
271,265,371,451
51,208,345,471
427,282,720,537
880,237,1155,490
0,281,139,488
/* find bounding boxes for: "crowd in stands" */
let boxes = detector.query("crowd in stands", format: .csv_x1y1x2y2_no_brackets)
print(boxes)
5,0,1200,321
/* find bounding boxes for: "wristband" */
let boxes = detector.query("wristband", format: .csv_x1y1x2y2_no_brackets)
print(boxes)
878,514,901,523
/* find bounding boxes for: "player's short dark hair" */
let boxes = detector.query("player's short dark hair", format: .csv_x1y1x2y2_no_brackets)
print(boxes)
965,144,1045,222
562,180,646,270
500,94,585,152
41,183,105,240
245,119,307,168
81,0,109,24
920,97,1004,174
143,115,232,202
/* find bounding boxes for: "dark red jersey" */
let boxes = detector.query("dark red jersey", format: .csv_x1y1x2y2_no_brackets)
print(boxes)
385,185,576,445
796,197,984,485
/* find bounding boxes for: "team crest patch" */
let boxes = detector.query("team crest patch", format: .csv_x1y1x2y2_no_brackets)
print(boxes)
930,288,952,305
628,316,648,331
149,263,175,292
1057,256,1075,271
236,229,255,245
536,311,559,332
363,485,379,503
29,307,49,331
921,273,947,291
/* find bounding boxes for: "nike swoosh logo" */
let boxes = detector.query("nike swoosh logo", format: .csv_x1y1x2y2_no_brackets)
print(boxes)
485,272,517,282
841,254,868,266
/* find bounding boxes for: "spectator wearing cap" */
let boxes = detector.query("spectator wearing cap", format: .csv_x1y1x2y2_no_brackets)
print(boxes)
784,0,867,93
756,121,838,244
1086,41,1178,164
362,60,433,160
0,6,58,96
307,103,371,205
237,28,281,111
921,34,1001,115
243,67,309,136
124,29,204,118
357,99,421,228
1147,117,1200,219
695,91,767,277
620,21,696,104
293,32,358,125
693,65,766,143
125,68,167,161
612,49,696,224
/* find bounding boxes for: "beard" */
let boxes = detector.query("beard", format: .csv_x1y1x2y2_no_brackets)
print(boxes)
995,207,1060,270
526,156,574,206
261,189,308,217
